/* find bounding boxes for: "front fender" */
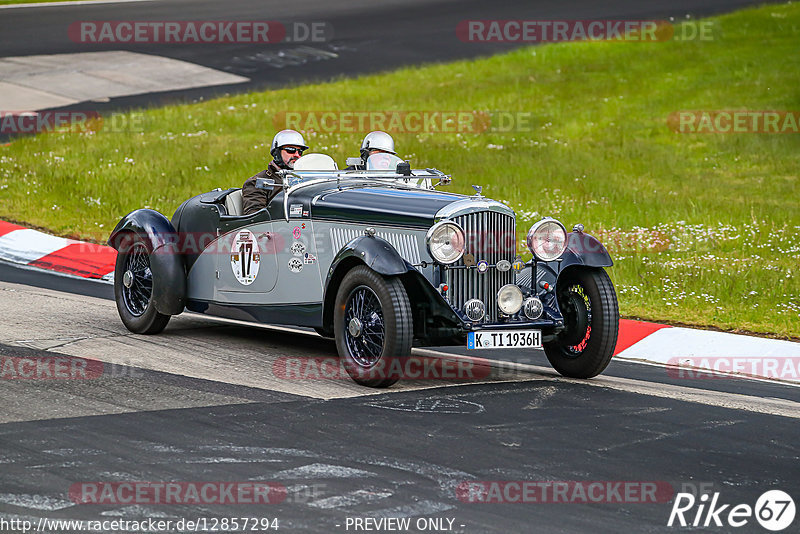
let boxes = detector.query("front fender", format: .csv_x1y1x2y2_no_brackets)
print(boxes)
547,231,613,271
108,209,186,315
320,235,417,332
327,235,412,279
535,231,611,317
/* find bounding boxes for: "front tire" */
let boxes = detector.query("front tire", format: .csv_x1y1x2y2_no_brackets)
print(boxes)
544,267,618,378
114,234,170,334
334,266,413,387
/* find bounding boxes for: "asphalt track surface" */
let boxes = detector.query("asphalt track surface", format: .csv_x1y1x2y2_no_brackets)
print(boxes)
0,0,783,115
2,1,799,532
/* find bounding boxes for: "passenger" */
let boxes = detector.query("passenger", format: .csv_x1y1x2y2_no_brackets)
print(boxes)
347,131,396,170
242,129,308,215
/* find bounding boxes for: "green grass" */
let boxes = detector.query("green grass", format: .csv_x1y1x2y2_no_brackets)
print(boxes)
1,3,798,337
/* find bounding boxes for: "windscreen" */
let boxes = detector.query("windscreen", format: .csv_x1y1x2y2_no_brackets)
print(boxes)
365,153,404,171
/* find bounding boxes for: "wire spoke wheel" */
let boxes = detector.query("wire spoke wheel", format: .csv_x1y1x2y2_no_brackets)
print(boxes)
333,266,413,388
122,242,153,317
343,285,386,368
562,284,593,356
113,234,170,335
543,267,618,379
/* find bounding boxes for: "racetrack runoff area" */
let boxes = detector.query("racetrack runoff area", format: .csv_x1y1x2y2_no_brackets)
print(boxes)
0,51,247,111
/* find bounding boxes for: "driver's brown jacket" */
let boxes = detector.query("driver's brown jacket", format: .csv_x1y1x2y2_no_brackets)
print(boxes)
241,161,283,215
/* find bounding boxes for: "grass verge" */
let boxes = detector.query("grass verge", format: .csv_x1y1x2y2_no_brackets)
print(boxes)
1,3,798,337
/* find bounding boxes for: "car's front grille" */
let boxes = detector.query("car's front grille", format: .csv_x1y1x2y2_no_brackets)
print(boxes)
446,211,516,322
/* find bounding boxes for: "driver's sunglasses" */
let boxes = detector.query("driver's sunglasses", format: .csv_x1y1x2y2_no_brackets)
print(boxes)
282,147,304,155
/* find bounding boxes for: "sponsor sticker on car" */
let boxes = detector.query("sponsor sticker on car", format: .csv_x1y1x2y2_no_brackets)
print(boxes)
467,330,542,349
290,241,305,256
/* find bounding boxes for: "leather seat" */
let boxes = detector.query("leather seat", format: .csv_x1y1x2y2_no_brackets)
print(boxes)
224,189,243,216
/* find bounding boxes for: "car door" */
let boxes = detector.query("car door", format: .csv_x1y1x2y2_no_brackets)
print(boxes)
264,217,324,305
215,220,280,302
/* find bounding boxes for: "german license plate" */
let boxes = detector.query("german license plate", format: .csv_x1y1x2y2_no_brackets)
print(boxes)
467,330,542,350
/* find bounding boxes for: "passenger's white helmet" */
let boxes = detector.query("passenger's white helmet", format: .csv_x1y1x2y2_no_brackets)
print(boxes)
360,131,395,161
271,129,308,168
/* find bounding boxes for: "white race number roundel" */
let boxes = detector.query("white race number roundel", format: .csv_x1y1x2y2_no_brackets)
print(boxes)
230,230,260,285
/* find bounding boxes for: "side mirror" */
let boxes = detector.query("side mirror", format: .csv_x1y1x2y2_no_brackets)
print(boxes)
255,178,275,191
345,157,362,167
396,161,411,176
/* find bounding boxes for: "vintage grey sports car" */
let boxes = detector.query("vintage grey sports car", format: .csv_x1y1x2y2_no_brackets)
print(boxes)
109,153,619,387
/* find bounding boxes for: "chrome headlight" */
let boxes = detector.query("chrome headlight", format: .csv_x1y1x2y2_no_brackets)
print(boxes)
523,297,544,320
526,218,568,262
426,221,465,264
497,284,523,315
464,299,486,322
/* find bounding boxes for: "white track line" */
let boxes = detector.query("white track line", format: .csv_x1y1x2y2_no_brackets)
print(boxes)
184,315,800,418
5,253,797,405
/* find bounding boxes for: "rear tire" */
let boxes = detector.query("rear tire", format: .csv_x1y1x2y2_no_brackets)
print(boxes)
334,266,413,387
544,267,618,378
114,234,170,334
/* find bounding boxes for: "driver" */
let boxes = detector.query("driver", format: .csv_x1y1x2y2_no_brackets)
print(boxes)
242,129,308,215
347,131,396,169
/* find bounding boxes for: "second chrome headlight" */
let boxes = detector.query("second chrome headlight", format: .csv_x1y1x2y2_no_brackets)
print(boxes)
426,221,465,264
526,218,568,262
497,284,524,315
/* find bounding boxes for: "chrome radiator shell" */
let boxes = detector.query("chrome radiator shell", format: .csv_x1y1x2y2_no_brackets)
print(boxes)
444,208,517,322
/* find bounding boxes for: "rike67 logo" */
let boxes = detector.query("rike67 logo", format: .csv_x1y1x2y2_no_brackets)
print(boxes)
668,490,795,531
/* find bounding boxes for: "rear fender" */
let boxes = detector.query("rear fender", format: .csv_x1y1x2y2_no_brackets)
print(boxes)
109,209,178,251
108,209,186,315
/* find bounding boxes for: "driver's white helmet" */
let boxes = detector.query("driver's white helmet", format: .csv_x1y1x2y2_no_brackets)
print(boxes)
360,131,395,161
271,129,308,168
